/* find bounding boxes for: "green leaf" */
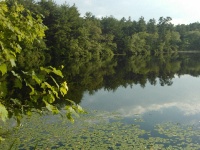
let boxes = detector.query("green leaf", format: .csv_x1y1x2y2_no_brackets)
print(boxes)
50,66,64,78
10,59,16,67
14,78,22,89
52,88,59,99
43,92,55,103
65,106,79,117
50,76,59,89
60,81,68,96
67,99,76,105
17,35,22,42
66,112,74,123
43,100,59,114
32,72,42,85
40,66,64,78
40,67,51,74
0,102,8,122
16,115,22,126
26,111,32,116
0,63,7,76
27,84,35,95
76,105,85,113
0,81,7,97
11,71,22,81
11,98,21,106
60,87,67,97
0,136,5,142
22,71,29,75
41,82,52,90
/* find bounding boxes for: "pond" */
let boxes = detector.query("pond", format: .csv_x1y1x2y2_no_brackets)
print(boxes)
1,52,200,149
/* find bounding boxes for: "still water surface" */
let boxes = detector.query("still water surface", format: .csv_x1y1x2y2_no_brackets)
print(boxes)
1,53,200,149
82,74,200,123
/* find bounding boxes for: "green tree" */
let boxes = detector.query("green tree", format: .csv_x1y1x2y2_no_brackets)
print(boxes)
184,31,200,50
147,18,157,33
101,16,124,54
0,1,83,126
128,32,150,54
157,17,173,42
137,16,147,32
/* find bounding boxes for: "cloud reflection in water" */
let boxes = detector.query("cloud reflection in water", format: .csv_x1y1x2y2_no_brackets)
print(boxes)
82,75,200,117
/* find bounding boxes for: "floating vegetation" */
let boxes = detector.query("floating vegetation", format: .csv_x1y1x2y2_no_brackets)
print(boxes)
0,110,200,149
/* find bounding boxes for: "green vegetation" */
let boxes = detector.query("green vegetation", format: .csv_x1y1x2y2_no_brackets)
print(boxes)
0,0,84,127
1,0,200,148
1,0,200,123
1,110,200,149
9,0,200,61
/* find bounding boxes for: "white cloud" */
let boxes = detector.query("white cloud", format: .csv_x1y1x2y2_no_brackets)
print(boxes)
118,100,200,117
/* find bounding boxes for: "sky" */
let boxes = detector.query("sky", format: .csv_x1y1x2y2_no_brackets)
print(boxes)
55,0,200,25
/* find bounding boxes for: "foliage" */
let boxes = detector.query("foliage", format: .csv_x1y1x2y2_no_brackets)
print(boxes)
10,0,200,60
0,1,84,125
1,110,200,149
1,0,200,131
1,1,200,147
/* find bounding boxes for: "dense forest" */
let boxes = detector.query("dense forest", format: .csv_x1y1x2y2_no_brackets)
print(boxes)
10,0,200,65
1,0,200,124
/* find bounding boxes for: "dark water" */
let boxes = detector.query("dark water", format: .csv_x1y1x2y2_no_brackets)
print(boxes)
1,52,200,149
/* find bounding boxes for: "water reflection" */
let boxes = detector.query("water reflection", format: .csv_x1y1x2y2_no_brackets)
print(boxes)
2,53,200,149
61,53,200,106
2,52,200,121
60,53,200,125
81,74,200,117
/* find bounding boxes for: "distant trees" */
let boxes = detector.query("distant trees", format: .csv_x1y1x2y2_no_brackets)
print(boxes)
11,0,200,60
182,31,200,50
175,22,200,50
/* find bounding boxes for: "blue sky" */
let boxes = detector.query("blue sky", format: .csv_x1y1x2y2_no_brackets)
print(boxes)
55,0,200,25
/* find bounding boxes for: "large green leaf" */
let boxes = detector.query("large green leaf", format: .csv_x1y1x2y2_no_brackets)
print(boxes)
0,63,7,76
0,102,8,122
10,59,16,67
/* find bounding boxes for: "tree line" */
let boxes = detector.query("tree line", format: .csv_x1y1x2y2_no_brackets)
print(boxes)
9,0,200,63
